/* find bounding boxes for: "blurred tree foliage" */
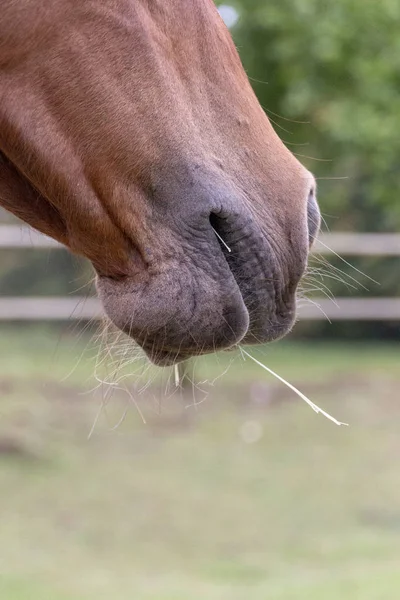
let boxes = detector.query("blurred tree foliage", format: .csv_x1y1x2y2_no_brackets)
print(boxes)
229,0,400,232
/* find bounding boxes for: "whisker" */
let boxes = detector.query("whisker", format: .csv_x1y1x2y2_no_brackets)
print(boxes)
198,358,234,386
263,108,310,124
266,115,293,135
282,141,310,147
212,226,232,252
316,240,379,285
314,176,349,180
302,278,340,301
109,401,130,431
293,153,332,162
87,401,104,440
312,255,370,291
297,295,333,323
248,75,269,86
299,286,338,308
87,383,115,439
119,383,147,424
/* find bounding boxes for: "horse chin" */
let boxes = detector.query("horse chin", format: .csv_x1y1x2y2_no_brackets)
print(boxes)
96,259,250,366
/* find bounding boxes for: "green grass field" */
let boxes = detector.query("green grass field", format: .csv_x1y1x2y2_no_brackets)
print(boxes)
0,326,399,599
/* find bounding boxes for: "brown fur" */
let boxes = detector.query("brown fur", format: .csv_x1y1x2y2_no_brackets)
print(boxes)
0,0,319,364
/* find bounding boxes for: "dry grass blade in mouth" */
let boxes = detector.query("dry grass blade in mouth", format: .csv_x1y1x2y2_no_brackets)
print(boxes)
240,348,348,427
174,364,180,387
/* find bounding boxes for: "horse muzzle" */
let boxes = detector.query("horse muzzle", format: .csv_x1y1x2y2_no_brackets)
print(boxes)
96,192,314,366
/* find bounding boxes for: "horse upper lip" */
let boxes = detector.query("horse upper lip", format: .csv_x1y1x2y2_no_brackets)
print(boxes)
209,211,300,345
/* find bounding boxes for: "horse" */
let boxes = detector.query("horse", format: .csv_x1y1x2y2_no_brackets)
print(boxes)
0,0,320,366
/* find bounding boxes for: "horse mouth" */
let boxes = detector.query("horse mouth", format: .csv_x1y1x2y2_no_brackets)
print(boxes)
97,209,304,368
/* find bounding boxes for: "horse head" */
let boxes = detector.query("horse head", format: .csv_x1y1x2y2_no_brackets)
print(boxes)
0,0,320,365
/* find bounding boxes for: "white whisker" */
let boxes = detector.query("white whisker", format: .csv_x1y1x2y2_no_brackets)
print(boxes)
316,239,379,285
212,227,232,252
87,401,104,440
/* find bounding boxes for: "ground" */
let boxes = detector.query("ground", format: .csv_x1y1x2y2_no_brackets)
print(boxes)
0,326,399,599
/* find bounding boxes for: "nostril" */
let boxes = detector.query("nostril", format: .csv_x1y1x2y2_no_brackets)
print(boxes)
209,212,224,232
307,187,320,247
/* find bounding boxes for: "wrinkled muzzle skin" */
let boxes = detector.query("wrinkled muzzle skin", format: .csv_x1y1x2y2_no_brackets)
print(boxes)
0,0,320,365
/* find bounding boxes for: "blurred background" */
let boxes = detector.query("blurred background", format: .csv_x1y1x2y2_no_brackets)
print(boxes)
1,1,399,598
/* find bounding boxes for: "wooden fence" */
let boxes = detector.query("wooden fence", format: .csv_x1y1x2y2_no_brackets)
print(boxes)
1,225,400,321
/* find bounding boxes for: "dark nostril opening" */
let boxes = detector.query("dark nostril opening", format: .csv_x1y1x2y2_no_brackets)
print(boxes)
209,212,224,231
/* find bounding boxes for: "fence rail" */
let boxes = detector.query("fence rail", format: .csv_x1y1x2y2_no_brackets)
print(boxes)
0,296,398,321
0,225,399,322
0,226,59,248
2,225,400,255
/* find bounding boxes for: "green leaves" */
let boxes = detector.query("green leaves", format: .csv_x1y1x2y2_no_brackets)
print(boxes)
230,0,400,231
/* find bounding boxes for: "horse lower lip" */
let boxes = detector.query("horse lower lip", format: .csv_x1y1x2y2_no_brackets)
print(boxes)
144,348,190,367
144,346,221,367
